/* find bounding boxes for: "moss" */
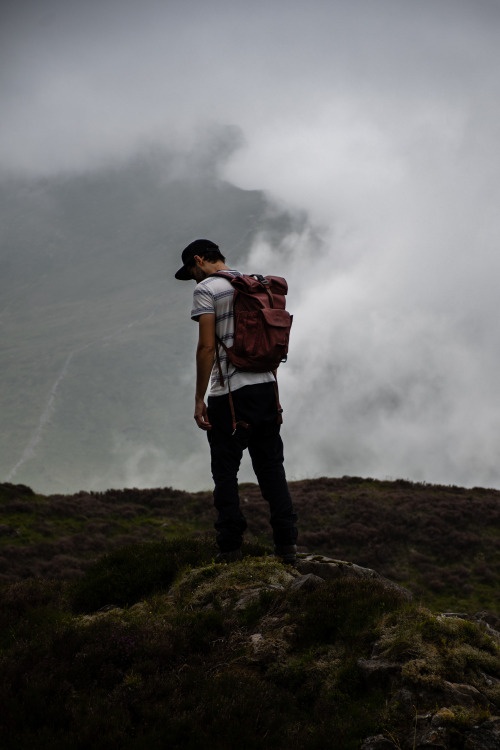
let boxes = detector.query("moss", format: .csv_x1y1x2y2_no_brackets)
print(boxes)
0,516,499,749
435,705,491,732
237,588,280,628
376,607,500,701
171,556,294,610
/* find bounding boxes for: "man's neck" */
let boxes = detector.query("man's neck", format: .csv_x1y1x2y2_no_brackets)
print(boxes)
194,260,230,283
202,261,229,278
210,261,229,273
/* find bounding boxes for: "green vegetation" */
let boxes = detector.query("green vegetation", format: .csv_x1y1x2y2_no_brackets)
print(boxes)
1,535,498,749
2,477,499,615
1,477,499,747
70,536,215,612
289,476,500,613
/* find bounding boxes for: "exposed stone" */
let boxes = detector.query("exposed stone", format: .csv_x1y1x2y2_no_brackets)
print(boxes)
289,573,325,592
247,626,294,663
440,681,489,709
431,708,455,726
415,725,448,748
250,633,264,652
441,610,500,639
234,587,265,610
295,554,412,600
357,657,402,688
464,717,500,749
360,735,398,749
481,671,500,687
474,610,500,632
172,558,294,610
82,554,499,750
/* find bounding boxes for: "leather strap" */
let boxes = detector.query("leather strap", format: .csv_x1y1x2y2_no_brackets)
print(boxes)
215,335,282,431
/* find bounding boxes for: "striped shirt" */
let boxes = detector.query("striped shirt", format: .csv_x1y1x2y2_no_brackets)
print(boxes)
191,270,274,396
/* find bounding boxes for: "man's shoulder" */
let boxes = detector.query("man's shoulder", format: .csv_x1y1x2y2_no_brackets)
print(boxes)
205,269,241,283
195,270,241,294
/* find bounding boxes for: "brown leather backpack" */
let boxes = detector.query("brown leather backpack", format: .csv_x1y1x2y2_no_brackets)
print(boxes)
213,272,293,430
214,272,293,376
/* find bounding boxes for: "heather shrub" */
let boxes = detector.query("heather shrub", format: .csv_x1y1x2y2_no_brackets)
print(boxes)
0,578,69,648
70,535,274,613
289,577,409,650
70,536,215,612
2,550,498,750
2,477,499,613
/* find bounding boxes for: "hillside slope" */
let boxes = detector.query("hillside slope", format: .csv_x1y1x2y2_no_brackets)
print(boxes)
1,537,499,750
1,476,499,614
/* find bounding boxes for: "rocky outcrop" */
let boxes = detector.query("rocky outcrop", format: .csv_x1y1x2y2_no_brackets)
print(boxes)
13,546,496,750
295,552,413,600
355,607,500,749
361,716,500,749
212,554,499,750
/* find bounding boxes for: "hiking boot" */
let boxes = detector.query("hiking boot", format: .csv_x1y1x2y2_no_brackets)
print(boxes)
215,548,243,564
274,544,297,565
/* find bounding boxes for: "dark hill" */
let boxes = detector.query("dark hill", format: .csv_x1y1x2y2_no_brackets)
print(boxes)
1,476,499,614
1,478,499,749
1,533,499,749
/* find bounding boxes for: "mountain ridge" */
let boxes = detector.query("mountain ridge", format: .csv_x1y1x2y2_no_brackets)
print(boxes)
1,139,309,494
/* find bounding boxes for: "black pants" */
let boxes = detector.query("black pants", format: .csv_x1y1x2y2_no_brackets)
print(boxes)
207,382,298,553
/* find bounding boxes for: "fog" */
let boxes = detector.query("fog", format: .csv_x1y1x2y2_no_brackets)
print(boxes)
2,0,500,490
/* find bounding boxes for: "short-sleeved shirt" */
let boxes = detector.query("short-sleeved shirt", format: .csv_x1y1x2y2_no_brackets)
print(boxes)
191,270,275,397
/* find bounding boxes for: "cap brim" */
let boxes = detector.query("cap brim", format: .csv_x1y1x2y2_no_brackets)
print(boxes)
175,265,192,280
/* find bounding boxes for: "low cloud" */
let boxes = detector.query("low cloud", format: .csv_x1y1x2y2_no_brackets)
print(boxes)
3,0,500,489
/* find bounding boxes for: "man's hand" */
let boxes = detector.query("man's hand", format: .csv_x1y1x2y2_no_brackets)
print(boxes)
194,396,211,430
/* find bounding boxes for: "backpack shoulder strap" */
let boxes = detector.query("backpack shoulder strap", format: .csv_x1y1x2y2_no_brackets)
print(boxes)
208,270,236,282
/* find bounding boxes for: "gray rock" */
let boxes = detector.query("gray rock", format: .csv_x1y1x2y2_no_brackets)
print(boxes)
464,717,500,749
357,657,402,688
295,554,412,600
360,735,398,749
415,725,448,748
289,573,325,592
249,633,264,653
440,681,489,708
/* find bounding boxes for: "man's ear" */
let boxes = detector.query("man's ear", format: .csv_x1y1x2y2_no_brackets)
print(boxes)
193,254,204,267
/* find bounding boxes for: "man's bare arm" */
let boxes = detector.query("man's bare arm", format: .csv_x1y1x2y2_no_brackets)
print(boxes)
194,313,216,430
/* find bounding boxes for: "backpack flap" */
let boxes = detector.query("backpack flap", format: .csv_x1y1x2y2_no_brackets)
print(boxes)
260,308,293,362
215,271,293,373
231,307,292,370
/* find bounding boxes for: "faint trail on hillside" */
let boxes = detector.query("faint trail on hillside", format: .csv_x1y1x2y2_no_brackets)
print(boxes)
6,308,160,483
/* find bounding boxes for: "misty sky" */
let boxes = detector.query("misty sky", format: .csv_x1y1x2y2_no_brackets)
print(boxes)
3,0,500,489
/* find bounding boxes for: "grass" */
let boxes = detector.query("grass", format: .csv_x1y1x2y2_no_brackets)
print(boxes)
0,534,499,749
69,536,216,612
0,474,499,745
2,477,500,615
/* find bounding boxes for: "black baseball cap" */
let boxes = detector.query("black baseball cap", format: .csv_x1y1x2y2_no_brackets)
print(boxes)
174,239,219,280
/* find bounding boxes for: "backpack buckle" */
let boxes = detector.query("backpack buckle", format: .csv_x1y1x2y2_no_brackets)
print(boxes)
252,274,269,286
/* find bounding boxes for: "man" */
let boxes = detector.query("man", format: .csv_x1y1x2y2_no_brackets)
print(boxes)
175,238,298,563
